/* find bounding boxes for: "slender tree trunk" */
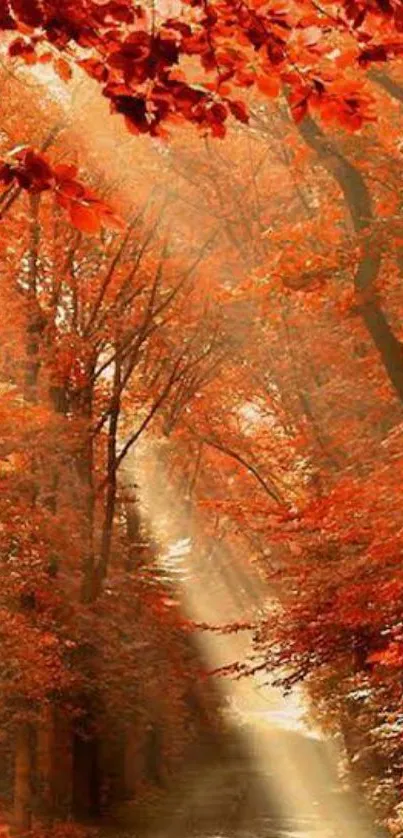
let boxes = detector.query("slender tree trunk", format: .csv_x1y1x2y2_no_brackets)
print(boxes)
25,194,46,402
77,377,97,604
368,70,403,104
36,707,73,820
37,706,54,815
14,724,33,832
296,113,403,402
72,732,100,819
145,723,164,788
96,349,121,595
123,726,138,798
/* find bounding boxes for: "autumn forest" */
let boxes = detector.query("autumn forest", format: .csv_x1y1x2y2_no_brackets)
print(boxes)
0,1,402,837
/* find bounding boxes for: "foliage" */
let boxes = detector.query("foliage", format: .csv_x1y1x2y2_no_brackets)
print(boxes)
0,0,403,142
1,5,403,836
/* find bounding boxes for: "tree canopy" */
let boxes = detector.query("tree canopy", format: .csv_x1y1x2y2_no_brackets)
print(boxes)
2,0,403,139
1,4,403,837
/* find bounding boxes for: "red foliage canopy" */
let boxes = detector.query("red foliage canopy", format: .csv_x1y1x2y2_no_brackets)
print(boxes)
2,0,403,138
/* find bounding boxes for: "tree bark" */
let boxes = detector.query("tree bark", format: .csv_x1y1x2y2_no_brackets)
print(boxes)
37,707,73,820
24,194,46,402
14,724,33,833
368,70,403,104
145,724,164,788
37,706,54,815
72,732,100,819
95,349,121,596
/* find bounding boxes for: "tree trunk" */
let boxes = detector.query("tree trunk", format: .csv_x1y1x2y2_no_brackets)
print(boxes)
77,379,97,604
37,707,73,820
72,733,100,819
368,70,403,104
145,724,164,788
95,350,121,596
24,194,46,402
296,113,403,402
36,706,54,815
14,724,33,833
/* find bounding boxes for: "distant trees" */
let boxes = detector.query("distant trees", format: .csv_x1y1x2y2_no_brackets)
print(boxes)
0,79,232,832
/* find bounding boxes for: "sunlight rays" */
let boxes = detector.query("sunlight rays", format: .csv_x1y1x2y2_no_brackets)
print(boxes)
132,444,379,838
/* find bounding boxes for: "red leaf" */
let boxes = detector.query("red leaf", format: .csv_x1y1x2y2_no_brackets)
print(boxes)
291,97,308,123
69,203,101,235
358,44,388,65
228,99,249,123
54,164,78,181
0,163,14,186
57,180,86,200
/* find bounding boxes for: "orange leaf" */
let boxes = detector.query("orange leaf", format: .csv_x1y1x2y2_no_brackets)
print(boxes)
256,74,280,98
69,203,101,235
168,67,186,81
55,57,72,82
335,49,358,69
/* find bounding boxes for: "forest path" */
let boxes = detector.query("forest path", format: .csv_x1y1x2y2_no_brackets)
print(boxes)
123,724,384,838
127,452,386,838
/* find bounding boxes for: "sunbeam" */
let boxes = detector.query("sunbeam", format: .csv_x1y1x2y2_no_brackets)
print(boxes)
133,446,383,838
